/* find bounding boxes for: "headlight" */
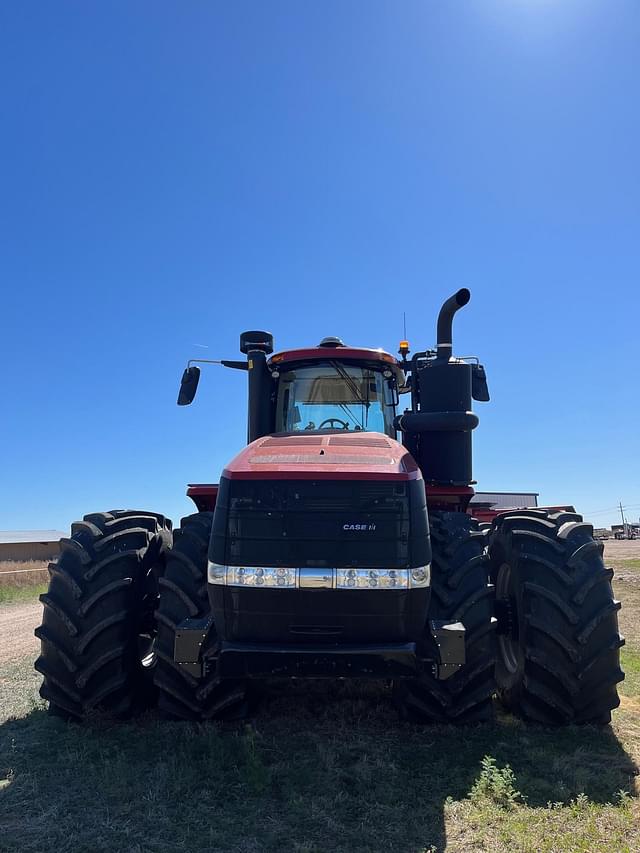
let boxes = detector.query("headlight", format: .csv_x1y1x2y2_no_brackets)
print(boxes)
335,568,409,589
410,566,430,588
228,566,298,588
208,563,297,588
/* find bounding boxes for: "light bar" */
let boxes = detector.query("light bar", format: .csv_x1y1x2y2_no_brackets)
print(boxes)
208,563,430,589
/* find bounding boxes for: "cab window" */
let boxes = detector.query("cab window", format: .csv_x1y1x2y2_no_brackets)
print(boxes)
275,361,396,437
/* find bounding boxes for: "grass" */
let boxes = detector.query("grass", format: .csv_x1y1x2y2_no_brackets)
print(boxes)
0,671,638,853
0,562,48,605
0,568,638,851
0,584,47,605
621,648,640,698
616,559,640,571
1,660,638,851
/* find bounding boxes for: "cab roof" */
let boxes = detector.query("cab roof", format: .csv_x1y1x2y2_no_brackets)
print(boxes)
269,346,400,367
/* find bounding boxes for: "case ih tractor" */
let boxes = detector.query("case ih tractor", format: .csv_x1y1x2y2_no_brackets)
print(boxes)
36,290,624,724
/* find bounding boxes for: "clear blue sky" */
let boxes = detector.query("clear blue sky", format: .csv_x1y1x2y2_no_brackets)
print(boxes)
1,1,638,532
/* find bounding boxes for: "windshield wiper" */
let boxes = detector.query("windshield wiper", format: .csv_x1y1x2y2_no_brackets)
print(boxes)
328,360,368,429
337,401,363,429
329,361,367,406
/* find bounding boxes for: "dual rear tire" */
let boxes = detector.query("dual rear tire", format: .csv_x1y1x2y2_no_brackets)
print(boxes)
395,508,624,725
36,511,171,719
487,509,624,724
153,512,250,721
394,512,496,723
35,510,249,722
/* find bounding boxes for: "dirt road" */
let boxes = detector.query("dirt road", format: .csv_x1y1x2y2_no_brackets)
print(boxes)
604,539,640,561
0,601,42,665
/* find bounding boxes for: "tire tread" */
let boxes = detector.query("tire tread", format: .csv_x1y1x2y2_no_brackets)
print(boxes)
35,510,171,719
489,509,624,725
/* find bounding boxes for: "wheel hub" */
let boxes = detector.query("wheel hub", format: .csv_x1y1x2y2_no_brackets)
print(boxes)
494,596,518,639
495,563,522,676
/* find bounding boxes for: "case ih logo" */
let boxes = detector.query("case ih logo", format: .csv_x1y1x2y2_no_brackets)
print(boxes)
343,523,376,531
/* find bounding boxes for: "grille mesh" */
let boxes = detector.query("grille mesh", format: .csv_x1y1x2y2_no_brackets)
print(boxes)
261,436,324,446
328,436,391,447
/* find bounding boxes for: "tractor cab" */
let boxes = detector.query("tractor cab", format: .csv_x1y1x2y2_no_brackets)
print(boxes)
177,290,490,505
269,343,404,438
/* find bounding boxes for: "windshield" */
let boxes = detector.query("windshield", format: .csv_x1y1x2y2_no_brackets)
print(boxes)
275,361,397,436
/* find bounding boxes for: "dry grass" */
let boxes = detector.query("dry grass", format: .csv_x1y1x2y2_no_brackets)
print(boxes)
0,562,48,604
0,560,49,584
615,569,640,701
604,539,640,566
616,573,640,648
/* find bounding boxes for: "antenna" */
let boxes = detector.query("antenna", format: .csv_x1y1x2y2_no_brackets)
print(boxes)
398,312,410,359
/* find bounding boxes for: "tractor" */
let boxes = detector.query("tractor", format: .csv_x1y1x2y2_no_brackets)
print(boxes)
35,290,624,724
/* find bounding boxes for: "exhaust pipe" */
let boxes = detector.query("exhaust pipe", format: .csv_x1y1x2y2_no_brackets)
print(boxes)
436,288,470,361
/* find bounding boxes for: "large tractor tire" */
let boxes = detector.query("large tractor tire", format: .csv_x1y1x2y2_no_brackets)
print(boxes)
487,509,624,725
394,512,496,723
35,510,172,719
153,512,250,721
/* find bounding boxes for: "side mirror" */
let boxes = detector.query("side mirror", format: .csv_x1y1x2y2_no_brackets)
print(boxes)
471,364,490,402
177,366,201,406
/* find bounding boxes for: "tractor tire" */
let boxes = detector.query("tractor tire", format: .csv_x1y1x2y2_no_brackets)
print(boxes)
487,509,624,725
35,510,172,720
153,512,250,721
394,511,496,723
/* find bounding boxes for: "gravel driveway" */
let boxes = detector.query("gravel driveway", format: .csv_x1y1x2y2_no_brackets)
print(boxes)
0,601,42,665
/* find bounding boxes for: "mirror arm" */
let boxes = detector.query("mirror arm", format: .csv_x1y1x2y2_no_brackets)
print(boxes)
187,358,248,371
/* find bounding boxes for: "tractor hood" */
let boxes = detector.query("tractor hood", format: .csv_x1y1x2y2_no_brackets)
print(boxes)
209,431,432,637
221,432,421,482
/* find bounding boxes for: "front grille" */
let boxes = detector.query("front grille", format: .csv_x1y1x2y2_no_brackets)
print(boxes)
213,478,413,570
229,480,406,513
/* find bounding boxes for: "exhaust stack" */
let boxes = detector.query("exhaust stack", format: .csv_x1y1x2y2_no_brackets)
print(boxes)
436,288,470,361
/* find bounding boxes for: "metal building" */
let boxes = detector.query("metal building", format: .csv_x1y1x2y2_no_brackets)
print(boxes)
0,531,65,562
469,492,539,523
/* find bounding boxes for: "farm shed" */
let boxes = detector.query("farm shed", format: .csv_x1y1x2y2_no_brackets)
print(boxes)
0,531,65,562
469,491,539,523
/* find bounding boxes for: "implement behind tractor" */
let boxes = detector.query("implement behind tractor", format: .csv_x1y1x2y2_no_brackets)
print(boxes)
36,290,624,724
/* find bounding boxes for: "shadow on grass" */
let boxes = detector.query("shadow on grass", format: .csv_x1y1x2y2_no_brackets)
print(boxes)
0,680,637,853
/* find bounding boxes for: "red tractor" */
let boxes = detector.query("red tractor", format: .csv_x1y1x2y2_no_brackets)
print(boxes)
36,290,624,724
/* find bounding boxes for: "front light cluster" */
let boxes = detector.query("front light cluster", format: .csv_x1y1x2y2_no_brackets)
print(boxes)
208,563,430,589
333,566,430,589
230,566,297,587
335,568,409,589
207,563,298,587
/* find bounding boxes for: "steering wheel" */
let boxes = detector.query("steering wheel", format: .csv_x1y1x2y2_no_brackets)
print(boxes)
318,418,349,430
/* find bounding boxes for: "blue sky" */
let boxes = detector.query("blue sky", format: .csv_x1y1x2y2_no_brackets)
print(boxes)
1,1,638,532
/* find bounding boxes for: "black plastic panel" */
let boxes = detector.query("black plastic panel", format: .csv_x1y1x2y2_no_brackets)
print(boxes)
217,641,420,678
210,477,430,570
209,585,431,645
